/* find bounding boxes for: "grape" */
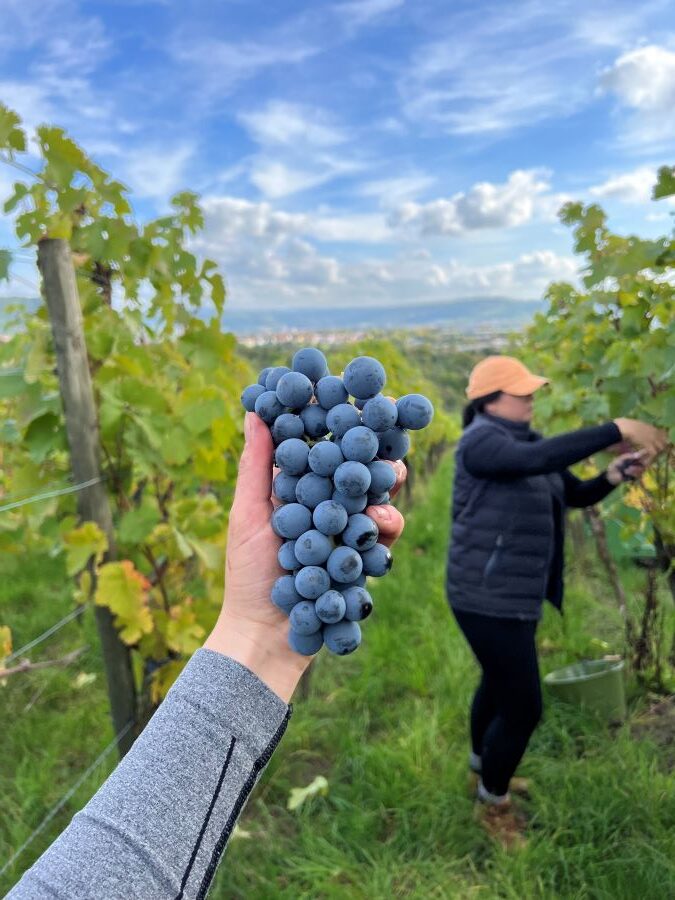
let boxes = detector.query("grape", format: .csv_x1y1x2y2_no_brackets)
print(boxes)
396,394,434,430
271,413,305,444
342,585,374,621
265,366,292,391
367,491,390,505
354,397,368,410
367,460,397,494
341,513,379,551
275,438,310,475
308,440,344,477
362,395,398,432
353,572,367,588
241,383,266,412
361,543,393,576
258,366,273,387
271,575,302,614
289,600,322,635
289,628,323,656
313,499,349,536
327,546,363,583
254,390,284,424
334,461,371,497
271,503,313,539
331,490,368,515
323,621,362,655
315,589,346,624
300,404,329,439
278,541,299,571
295,473,333,510
294,529,333,566
276,371,314,409
340,425,379,464
326,403,361,438
295,565,331,599
292,347,328,383
378,427,410,461
273,471,300,503
315,375,348,409
343,356,386,399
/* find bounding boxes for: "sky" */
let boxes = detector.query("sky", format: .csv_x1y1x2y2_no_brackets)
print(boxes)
0,0,674,312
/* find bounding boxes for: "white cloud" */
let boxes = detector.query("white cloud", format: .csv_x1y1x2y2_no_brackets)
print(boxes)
250,157,363,199
239,101,347,148
389,169,554,235
334,0,404,28
589,166,658,203
601,45,675,112
359,173,435,205
123,144,195,200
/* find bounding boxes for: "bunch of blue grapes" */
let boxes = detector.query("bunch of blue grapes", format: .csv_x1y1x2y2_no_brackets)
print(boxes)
241,348,434,657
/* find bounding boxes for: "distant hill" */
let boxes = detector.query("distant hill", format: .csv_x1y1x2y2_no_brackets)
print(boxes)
220,298,544,335
1,296,544,336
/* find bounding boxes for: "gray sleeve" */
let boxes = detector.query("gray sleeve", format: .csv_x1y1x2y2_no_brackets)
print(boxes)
7,648,292,900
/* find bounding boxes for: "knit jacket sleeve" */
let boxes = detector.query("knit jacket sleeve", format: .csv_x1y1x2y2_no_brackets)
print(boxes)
561,469,617,507
7,649,292,900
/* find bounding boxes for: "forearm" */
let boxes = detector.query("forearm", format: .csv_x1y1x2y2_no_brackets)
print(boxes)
565,471,617,507
8,649,291,900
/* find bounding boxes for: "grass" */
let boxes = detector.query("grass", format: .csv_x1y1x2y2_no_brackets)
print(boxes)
1,452,674,898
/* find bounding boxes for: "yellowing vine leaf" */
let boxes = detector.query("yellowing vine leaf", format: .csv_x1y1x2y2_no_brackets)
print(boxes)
95,560,153,644
63,521,108,576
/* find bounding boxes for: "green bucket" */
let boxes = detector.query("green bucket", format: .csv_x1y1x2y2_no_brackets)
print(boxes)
544,658,627,722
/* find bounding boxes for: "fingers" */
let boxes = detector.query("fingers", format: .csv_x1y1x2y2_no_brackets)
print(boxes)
367,504,405,549
388,460,407,499
231,413,274,519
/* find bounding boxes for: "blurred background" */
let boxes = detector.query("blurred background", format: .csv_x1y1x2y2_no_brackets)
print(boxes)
0,1,673,897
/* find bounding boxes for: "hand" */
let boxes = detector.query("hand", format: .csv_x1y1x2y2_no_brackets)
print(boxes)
204,412,407,702
606,450,649,486
613,418,667,459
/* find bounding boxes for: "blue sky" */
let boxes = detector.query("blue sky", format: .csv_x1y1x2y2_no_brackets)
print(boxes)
1,0,674,311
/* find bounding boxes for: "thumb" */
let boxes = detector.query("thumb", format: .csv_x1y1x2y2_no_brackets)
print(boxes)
232,412,274,514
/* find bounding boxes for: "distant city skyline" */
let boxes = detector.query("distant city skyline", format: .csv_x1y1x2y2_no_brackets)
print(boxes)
1,0,674,312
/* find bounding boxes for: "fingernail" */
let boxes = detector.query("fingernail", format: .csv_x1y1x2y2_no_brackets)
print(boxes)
244,413,254,445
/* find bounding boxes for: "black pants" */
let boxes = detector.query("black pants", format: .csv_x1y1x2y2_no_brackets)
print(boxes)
453,609,542,796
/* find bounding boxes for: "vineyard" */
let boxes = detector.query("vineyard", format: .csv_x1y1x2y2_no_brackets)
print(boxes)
0,102,674,897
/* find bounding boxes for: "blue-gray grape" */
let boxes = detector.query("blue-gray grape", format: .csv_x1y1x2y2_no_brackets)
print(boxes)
292,347,328,383
342,585,374,621
326,403,361,438
331,490,368,515
342,513,379,551
313,499,349,536
271,413,305,444
271,503,313,539
275,438,310,475
367,490,390,505
276,371,314,409
367,460,397,494
334,461,371,497
295,473,333,510
271,575,302,614
362,395,398,432
361,542,393,576
327,546,363,583
289,600,322,635
396,394,434,430
315,375,348,409
315,589,346,624
278,540,299,571
300,404,329,438
378,427,410,461
273,471,300,503
354,397,368,410
343,356,386,399
265,366,292,391
323,620,362,655
295,565,331,599
340,425,379,464
294,529,333,566
308,440,344,477
254,390,284,424
288,628,323,656
241,383,266,412
258,367,273,387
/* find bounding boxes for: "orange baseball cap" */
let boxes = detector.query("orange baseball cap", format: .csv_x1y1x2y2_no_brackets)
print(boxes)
466,355,550,400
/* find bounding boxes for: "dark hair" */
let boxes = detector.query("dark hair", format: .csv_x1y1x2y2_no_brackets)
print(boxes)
462,391,502,428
